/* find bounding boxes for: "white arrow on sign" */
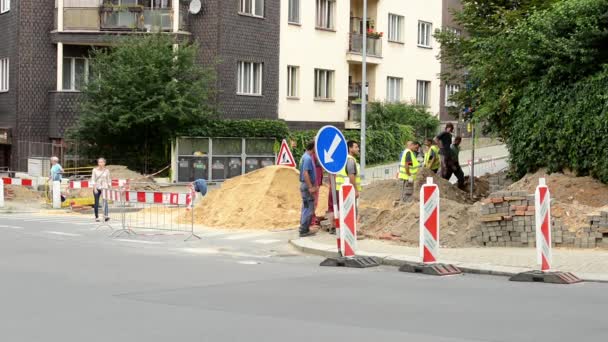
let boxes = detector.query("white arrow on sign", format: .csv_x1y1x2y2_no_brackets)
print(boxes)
323,134,342,164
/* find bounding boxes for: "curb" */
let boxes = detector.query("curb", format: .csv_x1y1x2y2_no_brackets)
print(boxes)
289,239,608,283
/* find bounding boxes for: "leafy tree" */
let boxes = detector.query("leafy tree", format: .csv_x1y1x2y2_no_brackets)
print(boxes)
367,102,440,141
69,34,216,173
436,0,608,182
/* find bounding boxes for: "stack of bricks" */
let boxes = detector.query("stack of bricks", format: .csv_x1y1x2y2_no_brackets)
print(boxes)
487,171,513,194
471,191,608,249
471,191,536,247
584,211,608,248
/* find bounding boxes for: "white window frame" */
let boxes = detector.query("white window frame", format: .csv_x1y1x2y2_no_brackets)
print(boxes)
0,0,10,14
314,69,334,100
388,14,404,43
316,0,335,30
386,77,403,103
287,65,299,98
0,58,8,92
416,80,430,106
62,57,90,92
288,0,300,24
445,84,460,107
417,21,432,48
240,0,264,18
237,61,263,96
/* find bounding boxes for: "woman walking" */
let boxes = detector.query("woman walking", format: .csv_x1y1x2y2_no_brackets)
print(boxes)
92,158,111,222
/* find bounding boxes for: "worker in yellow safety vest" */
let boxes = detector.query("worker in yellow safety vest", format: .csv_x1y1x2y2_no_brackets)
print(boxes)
335,140,362,198
399,141,421,201
424,138,440,174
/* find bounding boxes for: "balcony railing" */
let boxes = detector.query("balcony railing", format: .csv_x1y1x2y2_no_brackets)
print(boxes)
349,33,382,57
56,5,187,32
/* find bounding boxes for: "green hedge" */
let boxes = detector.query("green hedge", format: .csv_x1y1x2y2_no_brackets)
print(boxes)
184,119,290,140
289,126,414,166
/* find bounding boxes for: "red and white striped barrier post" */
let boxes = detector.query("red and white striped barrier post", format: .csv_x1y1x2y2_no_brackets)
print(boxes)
420,177,440,263
510,178,581,283
400,177,461,275
339,178,357,258
535,178,552,272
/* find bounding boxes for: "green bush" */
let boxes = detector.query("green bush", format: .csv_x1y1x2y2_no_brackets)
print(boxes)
367,102,440,140
184,119,289,140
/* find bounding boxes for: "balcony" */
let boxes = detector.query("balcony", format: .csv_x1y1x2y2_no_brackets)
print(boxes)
347,33,383,64
55,2,188,34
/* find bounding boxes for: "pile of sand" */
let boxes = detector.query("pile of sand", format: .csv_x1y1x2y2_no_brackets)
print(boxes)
194,166,328,229
359,199,481,248
507,169,608,232
358,169,483,247
508,169,608,208
107,165,158,191
4,185,42,202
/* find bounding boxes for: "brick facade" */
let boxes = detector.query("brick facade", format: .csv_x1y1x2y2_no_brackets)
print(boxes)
0,1,282,169
189,0,280,120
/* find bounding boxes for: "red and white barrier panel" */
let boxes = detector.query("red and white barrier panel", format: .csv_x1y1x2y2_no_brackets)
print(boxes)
101,189,122,202
2,178,33,186
399,178,462,275
509,179,581,284
420,177,440,263
339,179,357,258
124,191,193,206
69,179,129,189
535,178,552,272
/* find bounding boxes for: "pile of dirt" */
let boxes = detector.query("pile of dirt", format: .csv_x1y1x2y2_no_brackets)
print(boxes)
106,165,158,191
508,169,608,208
359,199,482,248
507,169,608,232
193,166,328,229
4,185,42,202
464,175,491,198
358,169,483,247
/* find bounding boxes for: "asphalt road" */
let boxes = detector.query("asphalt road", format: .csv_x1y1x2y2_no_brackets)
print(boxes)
1,214,607,342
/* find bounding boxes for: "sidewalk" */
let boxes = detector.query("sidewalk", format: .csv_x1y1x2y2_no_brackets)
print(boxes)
290,232,608,282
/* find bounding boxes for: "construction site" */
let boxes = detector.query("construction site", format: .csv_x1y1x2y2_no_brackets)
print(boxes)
4,157,607,251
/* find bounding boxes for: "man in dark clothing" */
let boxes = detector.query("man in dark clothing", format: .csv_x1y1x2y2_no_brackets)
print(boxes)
443,136,466,189
451,136,466,189
299,141,318,237
435,123,455,180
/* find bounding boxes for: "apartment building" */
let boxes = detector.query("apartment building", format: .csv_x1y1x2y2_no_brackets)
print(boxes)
279,0,443,129
0,0,280,169
440,0,464,130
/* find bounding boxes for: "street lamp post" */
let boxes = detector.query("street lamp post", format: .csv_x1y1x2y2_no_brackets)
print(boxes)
360,0,368,180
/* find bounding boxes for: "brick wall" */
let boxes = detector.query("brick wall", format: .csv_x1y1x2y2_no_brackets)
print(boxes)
0,1,19,163
15,0,57,164
48,91,83,139
473,191,608,249
189,0,280,120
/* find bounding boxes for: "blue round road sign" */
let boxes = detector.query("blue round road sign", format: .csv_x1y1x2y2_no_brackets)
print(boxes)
315,125,348,174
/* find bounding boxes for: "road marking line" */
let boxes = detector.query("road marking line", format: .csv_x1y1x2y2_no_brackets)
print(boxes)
223,233,266,241
115,239,162,245
179,247,220,255
0,224,24,229
253,239,281,244
238,260,261,265
44,231,81,237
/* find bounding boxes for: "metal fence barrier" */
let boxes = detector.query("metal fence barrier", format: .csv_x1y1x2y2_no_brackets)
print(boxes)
97,184,199,241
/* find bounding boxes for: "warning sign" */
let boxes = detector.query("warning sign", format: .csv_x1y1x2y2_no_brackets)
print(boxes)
276,139,296,167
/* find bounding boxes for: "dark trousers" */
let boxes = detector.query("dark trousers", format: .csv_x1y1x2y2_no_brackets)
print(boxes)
299,183,315,234
93,190,109,218
443,163,465,189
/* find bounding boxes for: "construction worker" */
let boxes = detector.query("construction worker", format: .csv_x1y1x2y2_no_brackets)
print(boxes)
424,138,440,173
399,141,421,201
450,136,466,189
191,178,208,203
435,123,455,180
299,141,318,237
335,140,362,202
